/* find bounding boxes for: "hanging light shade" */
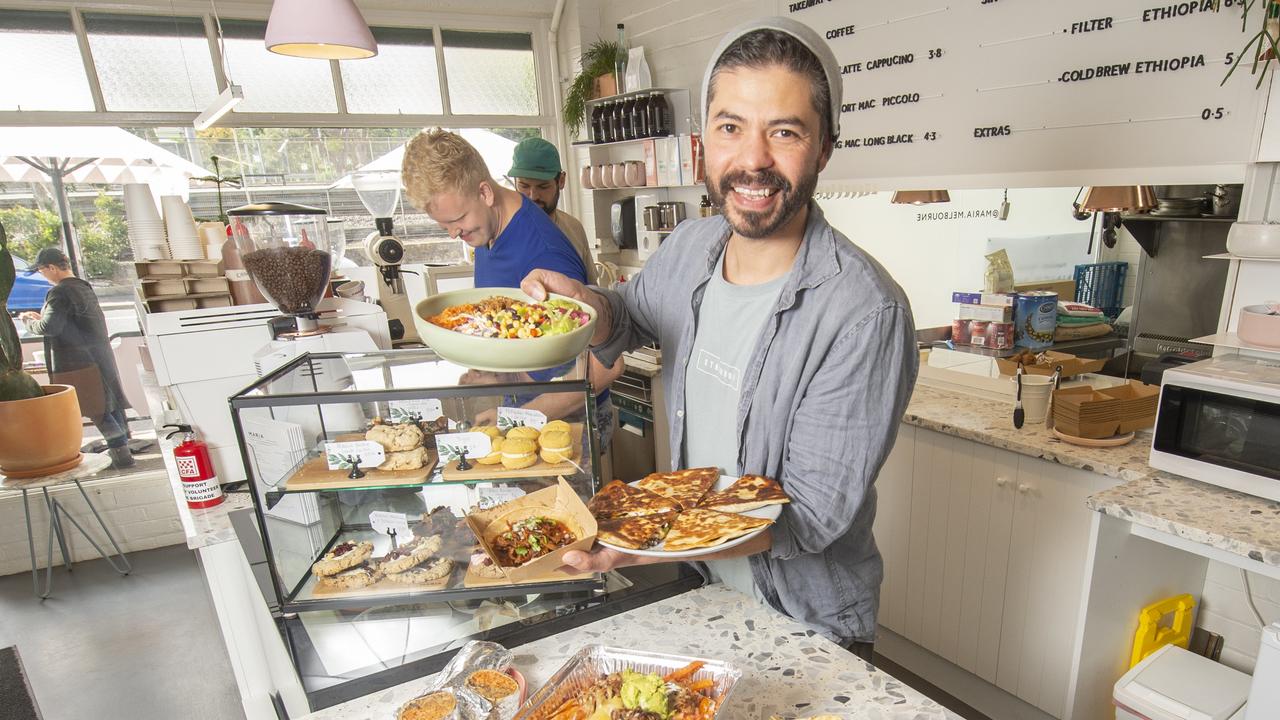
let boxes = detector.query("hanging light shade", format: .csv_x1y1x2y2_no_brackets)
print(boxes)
1079,185,1156,212
890,190,950,205
265,0,377,60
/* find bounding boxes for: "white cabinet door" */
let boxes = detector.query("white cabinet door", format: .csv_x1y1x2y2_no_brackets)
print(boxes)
997,457,1112,717
962,447,1019,683
874,424,915,634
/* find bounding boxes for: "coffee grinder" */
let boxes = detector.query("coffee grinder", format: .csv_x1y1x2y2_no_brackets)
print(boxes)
352,170,420,345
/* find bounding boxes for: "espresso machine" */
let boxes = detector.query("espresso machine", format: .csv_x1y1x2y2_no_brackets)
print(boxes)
352,170,421,345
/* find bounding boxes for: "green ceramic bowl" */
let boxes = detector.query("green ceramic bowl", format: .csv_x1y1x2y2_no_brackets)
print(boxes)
413,287,598,372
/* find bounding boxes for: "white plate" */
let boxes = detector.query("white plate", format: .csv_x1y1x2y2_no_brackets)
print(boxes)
597,475,783,558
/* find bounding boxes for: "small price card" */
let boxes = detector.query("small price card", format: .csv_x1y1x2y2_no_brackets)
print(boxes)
387,399,444,422
369,511,411,538
434,432,492,462
497,407,547,432
324,440,385,470
476,484,527,509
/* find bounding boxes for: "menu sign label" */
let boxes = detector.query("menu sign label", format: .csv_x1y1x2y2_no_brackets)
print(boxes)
787,0,828,12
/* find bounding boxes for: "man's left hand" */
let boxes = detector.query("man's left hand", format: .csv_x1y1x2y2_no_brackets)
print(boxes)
18,311,40,322
560,546,648,573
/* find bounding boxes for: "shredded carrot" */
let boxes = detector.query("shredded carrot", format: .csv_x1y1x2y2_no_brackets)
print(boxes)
687,678,714,692
664,660,704,682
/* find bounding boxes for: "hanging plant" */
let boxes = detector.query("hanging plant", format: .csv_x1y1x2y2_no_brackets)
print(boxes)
563,39,623,139
1222,0,1280,87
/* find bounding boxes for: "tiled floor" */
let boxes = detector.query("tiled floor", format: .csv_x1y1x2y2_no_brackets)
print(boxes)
0,544,246,720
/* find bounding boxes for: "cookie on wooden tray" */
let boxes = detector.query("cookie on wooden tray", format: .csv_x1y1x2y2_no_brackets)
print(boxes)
384,558,454,585
311,540,374,577
318,562,382,589
366,422,425,452
378,446,428,471
378,534,443,574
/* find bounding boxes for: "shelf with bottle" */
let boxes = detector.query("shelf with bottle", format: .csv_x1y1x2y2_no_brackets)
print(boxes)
581,88,692,146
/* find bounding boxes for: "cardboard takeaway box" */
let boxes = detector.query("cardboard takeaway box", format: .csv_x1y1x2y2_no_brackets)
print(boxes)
1052,381,1160,438
996,351,1107,379
464,477,597,584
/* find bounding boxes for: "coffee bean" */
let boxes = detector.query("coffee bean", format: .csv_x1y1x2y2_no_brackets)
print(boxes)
242,247,331,316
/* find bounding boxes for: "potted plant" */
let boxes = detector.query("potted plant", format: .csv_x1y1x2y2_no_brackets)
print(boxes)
563,39,623,139
0,223,84,478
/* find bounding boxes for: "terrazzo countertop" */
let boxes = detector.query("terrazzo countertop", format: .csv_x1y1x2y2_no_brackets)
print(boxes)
1087,472,1280,567
299,584,961,720
904,383,1156,482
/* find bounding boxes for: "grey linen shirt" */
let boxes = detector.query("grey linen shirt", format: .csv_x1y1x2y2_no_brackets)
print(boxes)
590,202,918,643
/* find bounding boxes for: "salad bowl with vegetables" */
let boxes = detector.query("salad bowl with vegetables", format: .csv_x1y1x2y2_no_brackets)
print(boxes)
414,287,598,372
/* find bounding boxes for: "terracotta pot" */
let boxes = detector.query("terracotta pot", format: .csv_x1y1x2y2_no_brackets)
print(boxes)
592,73,619,99
0,385,84,479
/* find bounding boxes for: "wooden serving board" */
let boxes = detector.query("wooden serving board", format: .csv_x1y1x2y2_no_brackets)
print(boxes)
440,423,585,482
308,563,456,599
285,448,439,491
462,562,594,589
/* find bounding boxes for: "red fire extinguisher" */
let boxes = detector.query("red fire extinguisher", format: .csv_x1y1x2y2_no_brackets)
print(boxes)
164,424,225,509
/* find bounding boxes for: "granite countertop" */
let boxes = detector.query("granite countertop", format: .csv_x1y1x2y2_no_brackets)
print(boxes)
1087,472,1280,567
299,584,960,720
904,383,1156,482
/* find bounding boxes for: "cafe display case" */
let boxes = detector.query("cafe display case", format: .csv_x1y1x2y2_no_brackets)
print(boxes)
229,348,606,614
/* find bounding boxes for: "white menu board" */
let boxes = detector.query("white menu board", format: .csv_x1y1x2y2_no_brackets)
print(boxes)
779,0,1267,188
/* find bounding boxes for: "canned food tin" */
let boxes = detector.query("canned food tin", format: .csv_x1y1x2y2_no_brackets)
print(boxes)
1014,291,1058,349
951,318,972,345
988,321,1015,350
970,320,991,347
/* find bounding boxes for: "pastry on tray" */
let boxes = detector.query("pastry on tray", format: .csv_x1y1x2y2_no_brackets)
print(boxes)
378,534,443,574
366,422,425,452
384,557,454,585
500,437,538,470
476,436,505,465
537,429,575,464
468,551,505,579
477,425,503,440
317,562,382,590
311,540,374,577
539,419,571,436
377,446,428,471
505,426,541,441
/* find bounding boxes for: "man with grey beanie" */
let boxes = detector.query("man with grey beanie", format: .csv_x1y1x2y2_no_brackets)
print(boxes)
523,17,918,659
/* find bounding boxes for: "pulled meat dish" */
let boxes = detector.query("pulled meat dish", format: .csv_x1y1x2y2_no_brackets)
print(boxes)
491,516,576,567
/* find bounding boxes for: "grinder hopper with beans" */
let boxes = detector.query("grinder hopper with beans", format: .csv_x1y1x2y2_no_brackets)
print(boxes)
228,201,339,335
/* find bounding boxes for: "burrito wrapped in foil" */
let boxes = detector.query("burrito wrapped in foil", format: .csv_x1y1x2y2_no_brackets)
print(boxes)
396,641,521,720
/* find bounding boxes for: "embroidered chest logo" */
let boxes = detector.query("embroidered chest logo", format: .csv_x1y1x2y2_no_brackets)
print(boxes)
695,349,742,391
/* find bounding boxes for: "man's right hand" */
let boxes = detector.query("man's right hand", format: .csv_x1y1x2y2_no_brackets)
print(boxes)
521,269,612,346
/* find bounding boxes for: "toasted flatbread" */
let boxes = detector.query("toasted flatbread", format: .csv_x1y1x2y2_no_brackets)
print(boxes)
587,480,681,520
635,467,719,510
697,474,790,514
597,512,677,550
662,508,773,552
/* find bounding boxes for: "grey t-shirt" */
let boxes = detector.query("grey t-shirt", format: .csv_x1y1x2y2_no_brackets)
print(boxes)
684,250,787,598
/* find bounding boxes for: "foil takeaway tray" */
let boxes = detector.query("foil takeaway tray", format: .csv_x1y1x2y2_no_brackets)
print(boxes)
515,645,741,720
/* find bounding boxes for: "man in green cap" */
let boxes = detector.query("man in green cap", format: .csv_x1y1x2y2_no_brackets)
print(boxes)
508,137,596,285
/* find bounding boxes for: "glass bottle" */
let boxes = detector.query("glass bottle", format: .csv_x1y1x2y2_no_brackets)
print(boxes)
601,101,615,143
647,91,672,137
631,92,651,139
590,102,605,144
611,99,626,143
614,23,628,95
699,195,715,217
620,95,636,141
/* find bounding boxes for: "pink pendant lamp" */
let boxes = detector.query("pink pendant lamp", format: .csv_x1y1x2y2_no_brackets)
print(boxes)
265,0,377,60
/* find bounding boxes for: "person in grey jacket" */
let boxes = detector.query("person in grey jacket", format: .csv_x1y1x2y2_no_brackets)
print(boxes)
522,18,918,659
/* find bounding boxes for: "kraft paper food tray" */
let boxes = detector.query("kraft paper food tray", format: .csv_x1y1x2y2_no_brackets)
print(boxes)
464,477,597,584
996,351,1107,378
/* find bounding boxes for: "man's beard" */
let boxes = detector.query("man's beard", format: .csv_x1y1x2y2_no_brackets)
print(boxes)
535,188,560,216
705,166,817,239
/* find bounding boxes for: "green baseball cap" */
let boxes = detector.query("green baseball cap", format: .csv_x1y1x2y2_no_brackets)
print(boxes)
508,137,562,180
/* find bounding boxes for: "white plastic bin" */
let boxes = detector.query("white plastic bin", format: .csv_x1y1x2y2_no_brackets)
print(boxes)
1114,645,1250,720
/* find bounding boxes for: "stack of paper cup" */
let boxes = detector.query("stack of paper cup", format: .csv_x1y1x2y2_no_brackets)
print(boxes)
123,184,168,260
161,195,203,260
197,222,226,260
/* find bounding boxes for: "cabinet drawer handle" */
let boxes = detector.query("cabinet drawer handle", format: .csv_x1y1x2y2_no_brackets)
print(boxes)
1018,483,1032,494
995,477,1009,488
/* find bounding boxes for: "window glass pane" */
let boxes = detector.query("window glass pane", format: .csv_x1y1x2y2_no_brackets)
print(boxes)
441,30,537,116
340,26,442,115
219,20,338,113
85,13,219,112
0,10,94,111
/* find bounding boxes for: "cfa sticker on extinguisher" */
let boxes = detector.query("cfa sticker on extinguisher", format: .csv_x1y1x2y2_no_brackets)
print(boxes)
176,456,201,478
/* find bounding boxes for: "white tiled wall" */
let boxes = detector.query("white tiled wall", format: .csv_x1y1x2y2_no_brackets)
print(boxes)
1099,225,1143,312
1198,560,1280,673
0,471,184,577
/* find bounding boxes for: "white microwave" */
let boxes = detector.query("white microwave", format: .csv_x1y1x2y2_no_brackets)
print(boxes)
1150,355,1280,502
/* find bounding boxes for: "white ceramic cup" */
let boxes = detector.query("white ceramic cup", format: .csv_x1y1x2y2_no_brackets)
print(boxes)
591,165,607,189
612,163,628,188
1017,375,1055,426
625,161,645,187
580,165,593,190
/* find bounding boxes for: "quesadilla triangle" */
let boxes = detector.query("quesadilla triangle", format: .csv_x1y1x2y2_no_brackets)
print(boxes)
587,480,681,520
662,508,773,552
697,474,791,514
596,511,677,550
635,467,720,510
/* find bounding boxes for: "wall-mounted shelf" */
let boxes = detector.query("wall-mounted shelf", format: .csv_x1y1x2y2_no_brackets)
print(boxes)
587,184,702,192
573,135,677,149
1203,253,1280,263
1121,215,1236,223
1190,332,1280,355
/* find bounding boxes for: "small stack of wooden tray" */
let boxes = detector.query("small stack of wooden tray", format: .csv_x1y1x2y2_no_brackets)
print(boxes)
136,259,231,313
1053,381,1159,439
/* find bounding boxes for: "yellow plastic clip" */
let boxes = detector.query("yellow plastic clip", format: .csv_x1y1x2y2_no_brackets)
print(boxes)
1130,593,1196,668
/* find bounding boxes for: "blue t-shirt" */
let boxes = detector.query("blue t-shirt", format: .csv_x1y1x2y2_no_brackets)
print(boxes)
474,195,587,287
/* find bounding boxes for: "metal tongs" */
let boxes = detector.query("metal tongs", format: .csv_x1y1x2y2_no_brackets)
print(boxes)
1013,366,1025,429
1045,365,1063,430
